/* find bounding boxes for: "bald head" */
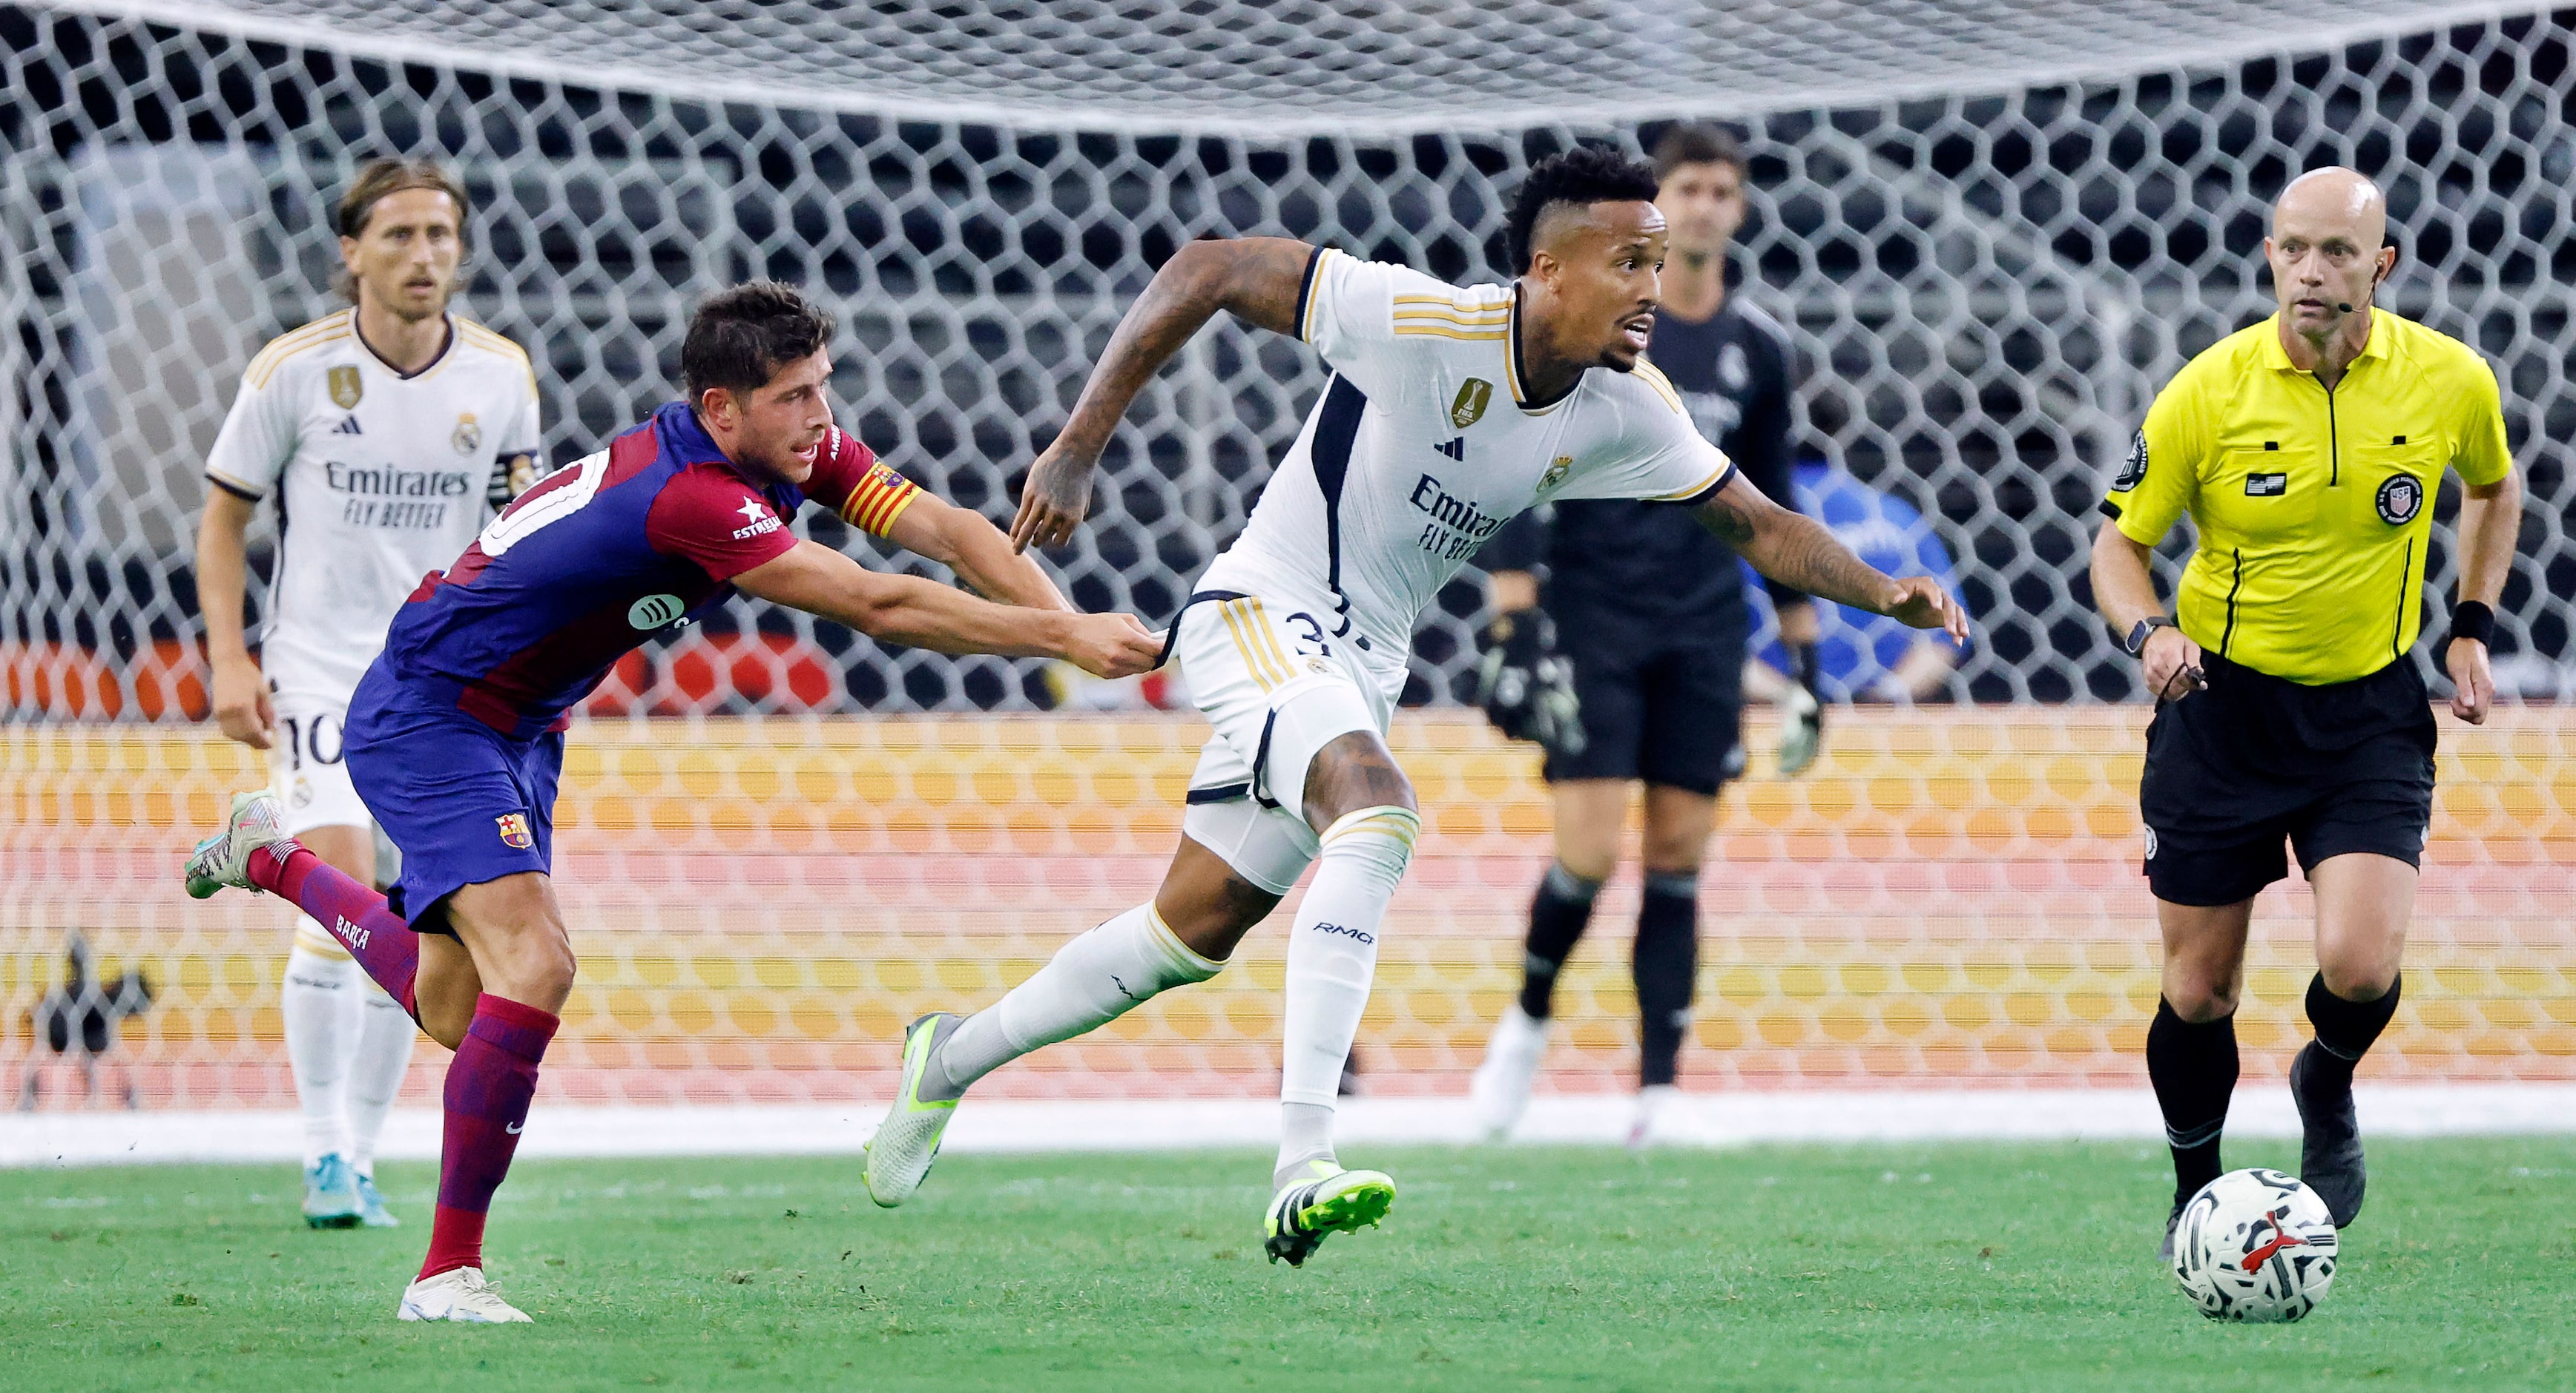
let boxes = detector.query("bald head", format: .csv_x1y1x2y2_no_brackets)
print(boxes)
2266,166,2396,347
2273,167,2387,247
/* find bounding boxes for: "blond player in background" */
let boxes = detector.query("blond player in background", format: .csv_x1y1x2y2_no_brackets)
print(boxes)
196,158,541,1229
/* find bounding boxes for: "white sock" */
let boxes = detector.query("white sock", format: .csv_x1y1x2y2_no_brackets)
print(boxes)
1276,806,1419,1184
930,903,1222,1099
346,981,417,1178
281,938,354,1168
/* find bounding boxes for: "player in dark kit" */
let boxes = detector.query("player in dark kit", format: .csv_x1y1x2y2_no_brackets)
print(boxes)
1467,126,1823,1145
183,281,1162,1323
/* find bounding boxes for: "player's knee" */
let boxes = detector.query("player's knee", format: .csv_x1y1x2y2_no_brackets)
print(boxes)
2316,953,2398,1004
1302,732,1415,831
2162,975,2238,1023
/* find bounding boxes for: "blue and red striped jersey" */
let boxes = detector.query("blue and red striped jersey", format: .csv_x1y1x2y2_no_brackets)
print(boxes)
377,401,919,738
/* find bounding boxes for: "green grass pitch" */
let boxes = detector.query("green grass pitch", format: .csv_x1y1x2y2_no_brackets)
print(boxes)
7,1138,2574,1391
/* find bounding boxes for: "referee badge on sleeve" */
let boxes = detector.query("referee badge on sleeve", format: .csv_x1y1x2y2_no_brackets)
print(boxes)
496,813,534,849
2376,474,2422,525
2114,429,2147,491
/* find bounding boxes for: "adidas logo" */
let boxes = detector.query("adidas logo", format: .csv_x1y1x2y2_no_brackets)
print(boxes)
1432,436,1464,461
332,415,363,435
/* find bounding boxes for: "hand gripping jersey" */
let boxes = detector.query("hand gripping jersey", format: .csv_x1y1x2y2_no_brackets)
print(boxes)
1196,248,1738,659
204,310,541,699
376,402,919,739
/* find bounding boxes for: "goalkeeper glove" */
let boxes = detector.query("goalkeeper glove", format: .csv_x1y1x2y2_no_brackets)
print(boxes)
1475,609,1585,758
1776,640,1825,777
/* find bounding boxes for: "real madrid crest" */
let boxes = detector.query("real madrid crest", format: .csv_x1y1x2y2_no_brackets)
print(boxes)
1450,378,1492,430
452,412,482,456
1540,454,1573,491
327,365,363,409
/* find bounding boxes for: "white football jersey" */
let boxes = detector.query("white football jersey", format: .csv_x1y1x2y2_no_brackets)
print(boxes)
205,310,541,699
1197,248,1734,663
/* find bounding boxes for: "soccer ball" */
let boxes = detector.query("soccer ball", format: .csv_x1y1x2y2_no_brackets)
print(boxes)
2171,1168,2340,1323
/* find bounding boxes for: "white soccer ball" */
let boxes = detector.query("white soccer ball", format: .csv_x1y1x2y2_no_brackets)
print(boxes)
2172,1167,2340,1323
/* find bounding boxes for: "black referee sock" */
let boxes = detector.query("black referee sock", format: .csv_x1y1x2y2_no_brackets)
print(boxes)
2146,998,2238,1205
2304,971,2403,1087
1517,862,1601,1021
1633,871,1701,1088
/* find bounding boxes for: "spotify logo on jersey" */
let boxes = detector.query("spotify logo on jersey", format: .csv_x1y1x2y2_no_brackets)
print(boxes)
629,593,684,629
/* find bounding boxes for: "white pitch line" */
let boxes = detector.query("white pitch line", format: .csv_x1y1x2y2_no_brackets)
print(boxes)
7,1086,2574,1169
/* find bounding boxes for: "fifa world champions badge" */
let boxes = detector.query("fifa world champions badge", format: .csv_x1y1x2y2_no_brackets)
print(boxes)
495,813,534,849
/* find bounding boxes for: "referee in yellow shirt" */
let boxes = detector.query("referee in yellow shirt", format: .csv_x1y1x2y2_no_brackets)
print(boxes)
2092,167,2523,1256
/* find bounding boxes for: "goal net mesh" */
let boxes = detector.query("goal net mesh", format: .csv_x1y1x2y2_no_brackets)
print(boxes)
4,0,2572,1111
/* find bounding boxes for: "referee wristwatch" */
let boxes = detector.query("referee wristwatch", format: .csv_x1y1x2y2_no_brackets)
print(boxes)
2123,615,2177,657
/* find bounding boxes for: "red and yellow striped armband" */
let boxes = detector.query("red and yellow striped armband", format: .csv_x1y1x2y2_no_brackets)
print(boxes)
839,461,921,537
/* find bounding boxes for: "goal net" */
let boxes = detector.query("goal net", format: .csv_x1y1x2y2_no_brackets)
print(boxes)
4,0,2572,1114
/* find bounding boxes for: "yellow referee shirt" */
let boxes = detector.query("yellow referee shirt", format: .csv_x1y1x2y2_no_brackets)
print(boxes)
2103,310,2511,685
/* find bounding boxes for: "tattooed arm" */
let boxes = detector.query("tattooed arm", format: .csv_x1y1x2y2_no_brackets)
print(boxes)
1695,471,1969,639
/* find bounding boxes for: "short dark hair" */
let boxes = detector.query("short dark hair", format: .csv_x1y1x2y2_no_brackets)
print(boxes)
1650,123,1747,179
334,157,471,302
1503,146,1661,274
681,281,836,402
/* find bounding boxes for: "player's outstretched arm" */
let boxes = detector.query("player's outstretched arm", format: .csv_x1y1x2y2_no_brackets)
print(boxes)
1696,472,1969,641
883,491,1072,611
1012,237,1317,552
736,539,1161,678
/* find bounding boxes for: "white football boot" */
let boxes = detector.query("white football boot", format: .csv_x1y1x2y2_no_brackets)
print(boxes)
1626,1083,1679,1150
398,1266,533,1323
182,790,289,900
1467,1004,1550,1140
863,1012,963,1206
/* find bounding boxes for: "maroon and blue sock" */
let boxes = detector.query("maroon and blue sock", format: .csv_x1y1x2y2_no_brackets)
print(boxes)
421,992,558,1280
250,844,420,1020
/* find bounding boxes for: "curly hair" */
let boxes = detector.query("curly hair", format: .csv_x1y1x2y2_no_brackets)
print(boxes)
1502,145,1661,274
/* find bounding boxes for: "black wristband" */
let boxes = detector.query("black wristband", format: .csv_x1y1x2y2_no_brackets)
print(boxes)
2449,600,2495,648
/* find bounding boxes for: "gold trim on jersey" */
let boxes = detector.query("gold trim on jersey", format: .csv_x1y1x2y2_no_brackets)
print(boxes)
1299,248,1341,343
1630,358,1687,415
1393,323,1508,341
244,312,356,389
1392,296,1509,320
1503,293,1570,415
1647,461,1733,503
456,319,541,397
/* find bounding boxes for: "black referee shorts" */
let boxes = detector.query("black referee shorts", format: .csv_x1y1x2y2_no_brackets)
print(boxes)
2138,651,2437,907
1541,612,1746,797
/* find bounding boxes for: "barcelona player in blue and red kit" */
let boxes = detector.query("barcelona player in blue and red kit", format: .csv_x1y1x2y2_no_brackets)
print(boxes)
186,282,1162,1323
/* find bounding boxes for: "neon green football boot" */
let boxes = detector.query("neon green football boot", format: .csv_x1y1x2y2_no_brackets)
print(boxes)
1263,1160,1396,1267
863,1012,963,1207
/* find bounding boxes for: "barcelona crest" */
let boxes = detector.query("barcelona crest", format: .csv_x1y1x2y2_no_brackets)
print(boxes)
495,812,534,849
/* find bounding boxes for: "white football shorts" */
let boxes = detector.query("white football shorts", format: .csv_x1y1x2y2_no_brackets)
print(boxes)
266,686,375,837
1168,590,1407,895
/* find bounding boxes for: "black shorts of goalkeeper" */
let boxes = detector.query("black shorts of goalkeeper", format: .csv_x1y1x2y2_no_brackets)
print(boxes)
2137,649,2434,908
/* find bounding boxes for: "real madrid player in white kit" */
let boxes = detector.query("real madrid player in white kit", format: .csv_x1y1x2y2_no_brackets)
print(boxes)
197,159,541,1230
863,148,1966,1263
